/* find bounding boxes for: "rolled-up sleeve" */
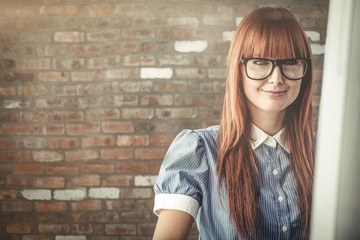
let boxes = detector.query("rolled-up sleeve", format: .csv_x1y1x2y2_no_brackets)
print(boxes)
153,129,209,220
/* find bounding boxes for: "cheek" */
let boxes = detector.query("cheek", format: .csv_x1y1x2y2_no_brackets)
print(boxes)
242,79,260,97
292,82,302,98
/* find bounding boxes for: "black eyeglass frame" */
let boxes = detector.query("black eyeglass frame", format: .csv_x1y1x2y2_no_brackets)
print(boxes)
239,58,311,81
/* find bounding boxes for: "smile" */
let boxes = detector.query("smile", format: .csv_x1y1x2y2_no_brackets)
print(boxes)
262,90,287,97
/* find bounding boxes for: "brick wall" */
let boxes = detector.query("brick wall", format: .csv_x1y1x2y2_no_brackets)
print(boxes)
0,1,328,239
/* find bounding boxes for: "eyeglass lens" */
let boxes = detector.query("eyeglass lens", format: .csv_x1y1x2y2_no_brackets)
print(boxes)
246,59,307,80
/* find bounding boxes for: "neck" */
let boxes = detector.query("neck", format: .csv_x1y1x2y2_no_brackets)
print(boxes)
250,109,285,136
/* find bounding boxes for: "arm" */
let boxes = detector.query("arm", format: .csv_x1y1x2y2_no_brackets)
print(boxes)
153,209,194,240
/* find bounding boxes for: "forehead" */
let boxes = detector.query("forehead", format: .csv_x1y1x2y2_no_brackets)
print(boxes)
240,19,308,59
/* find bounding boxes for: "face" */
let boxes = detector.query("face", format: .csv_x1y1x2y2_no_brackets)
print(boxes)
241,64,302,116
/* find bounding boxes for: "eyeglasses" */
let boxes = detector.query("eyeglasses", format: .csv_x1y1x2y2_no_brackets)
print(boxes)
239,58,311,80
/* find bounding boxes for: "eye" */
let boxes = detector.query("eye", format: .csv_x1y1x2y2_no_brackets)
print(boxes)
251,59,271,66
283,59,299,65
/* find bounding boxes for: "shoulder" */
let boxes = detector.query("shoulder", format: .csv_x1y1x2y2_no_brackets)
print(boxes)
171,125,219,149
160,125,219,168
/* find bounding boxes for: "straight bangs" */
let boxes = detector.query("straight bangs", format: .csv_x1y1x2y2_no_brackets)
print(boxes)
240,10,311,60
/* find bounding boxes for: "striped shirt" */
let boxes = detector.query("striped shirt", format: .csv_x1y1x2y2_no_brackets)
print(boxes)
154,125,302,240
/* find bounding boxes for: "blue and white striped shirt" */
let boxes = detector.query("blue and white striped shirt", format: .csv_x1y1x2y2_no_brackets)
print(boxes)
154,125,302,240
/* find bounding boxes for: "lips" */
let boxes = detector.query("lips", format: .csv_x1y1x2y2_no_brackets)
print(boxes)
262,89,287,96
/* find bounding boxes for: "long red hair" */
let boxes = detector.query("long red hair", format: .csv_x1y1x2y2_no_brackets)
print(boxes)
217,7,314,239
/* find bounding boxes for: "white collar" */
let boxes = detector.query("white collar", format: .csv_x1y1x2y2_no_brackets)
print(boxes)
251,123,290,153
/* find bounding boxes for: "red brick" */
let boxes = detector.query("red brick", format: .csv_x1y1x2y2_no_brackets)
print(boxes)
12,164,45,174
33,124,65,135
105,42,138,54
51,111,84,122
103,95,138,107
105,224,136,235
0,150,30,162
120,188,153,199
105,69,140,80
116,162,148,173
66,123,100,135
16,59,51,70
88,212,119,223
3,72,34,82
81,135,115,148
35,202,67,212
38,71,69,82
19,85,49,96
70,200,102,211
0,111,18,122
105,200,136,211
38,223,70,233
87,32,119,42
0,190,18,200
43,5,78,16
6,175,32,187
0,164,11,174
88,56,121,69
80,164,114,174
45,166,79,175
71,71,104,81
120,211,151,222
156,107,198,119
101,121,134,133
22,137,47,149
0,138,16,148
140,94,173,106
135,148,165,160
69,175,100,187
35,97,67,108
150,135,174,146
153,81,187,92
32,177,65,188
122,108,154,119
124,54,156,66
116,135,149,146
49,137,80,149
55,213,86,223
21,235,53,240
85,109,120,121
70,44,102,56
71,223,94,234
100,148,133,160
102,175,133,187
2,201,33,212
6,223,33,234
2,45,34,54
65,149,99,161
0,59,15,68
0,86,16,96
86,4,113,15
53,58,85,70
22,111,49,122
32,151,63,162
148,160,162,174
2,123,31,135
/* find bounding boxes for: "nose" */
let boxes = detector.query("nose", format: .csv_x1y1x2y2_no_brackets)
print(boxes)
268,66,284,85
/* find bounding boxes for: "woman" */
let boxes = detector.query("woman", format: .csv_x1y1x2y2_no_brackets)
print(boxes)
153,7,314,240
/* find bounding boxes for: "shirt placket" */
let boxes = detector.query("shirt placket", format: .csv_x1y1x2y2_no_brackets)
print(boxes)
267,143,291,240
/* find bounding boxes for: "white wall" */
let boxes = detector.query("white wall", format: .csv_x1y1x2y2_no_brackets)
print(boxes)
310,0,360,239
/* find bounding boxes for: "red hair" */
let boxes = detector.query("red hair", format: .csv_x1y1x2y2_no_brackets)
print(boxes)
217,7,314,239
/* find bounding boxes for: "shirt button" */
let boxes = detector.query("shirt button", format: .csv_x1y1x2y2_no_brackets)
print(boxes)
282,225,288,232
272,169,278,176
278,196,284,202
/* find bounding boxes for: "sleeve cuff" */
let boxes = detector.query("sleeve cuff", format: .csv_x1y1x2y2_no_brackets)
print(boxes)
153,193,200,220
